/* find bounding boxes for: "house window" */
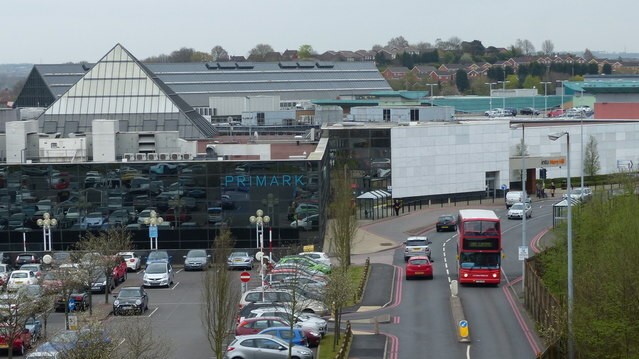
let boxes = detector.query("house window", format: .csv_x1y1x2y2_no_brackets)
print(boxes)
257,112,265,126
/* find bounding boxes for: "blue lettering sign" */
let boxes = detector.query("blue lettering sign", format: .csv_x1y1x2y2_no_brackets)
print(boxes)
282,175,291,186
295,175,305,187
256,176,267,186
222,175,305,187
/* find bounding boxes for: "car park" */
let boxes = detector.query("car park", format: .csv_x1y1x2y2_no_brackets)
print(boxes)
143,262,174,288
436,214,457,232
508,202,532,219
258,326,309,347
227,251,253,270
113,286,149,315
405,256,433,280
403,236,432,261
183,249,210,271
224,334,314,359
297,252,331,267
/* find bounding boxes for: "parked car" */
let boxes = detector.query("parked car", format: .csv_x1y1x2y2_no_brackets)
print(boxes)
296,252,331,267
235,317,290,336
81,212,105,229
7,270,38,291
547,108,565,118
563,187,593,202
224,334,314,359
108,209,131,227
183,249,210,271
290,214,319,230
436,214,457,232
0,321,35,355
113,286,149,315
246,306,328,336
118,251,141,272
110,255,128,284
276,256,331,274
89,270,115,294
519,107,540,115
143,262,174,288
264,273,326,290
403,236,432,261
0,264,11,286
19,264,43,279
145,250,172,267
508,202,533,219
227,251,253,270
258,326,309,347
405,256,434,280
54,289,90,312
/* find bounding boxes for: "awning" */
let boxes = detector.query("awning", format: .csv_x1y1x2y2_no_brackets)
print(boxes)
357,190,391,200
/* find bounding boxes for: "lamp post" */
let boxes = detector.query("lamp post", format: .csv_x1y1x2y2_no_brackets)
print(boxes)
511,124,527,292
37,212,57,252
498,80,510,109
144,210,163,250
262,194,279,262
532,86,536,112
249,210,270,292
426,83,436,106
541,81,551,114
17,227,32,252
485,82,496,111
548,131,573,359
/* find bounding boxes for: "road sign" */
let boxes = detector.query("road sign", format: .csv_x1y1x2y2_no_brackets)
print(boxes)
255,251,264,261
240,271,251,283
68,315,78,331
519,246,529,261
458,320,469,338
149,225,158,238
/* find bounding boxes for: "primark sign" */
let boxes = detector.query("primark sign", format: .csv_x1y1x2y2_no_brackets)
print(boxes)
224,175,305,187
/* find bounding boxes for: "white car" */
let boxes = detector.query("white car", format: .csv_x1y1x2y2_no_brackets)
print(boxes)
7,270,38,291
290,214,319,231
143,262,174,288
563,187,593,202
297,252,331,267
507,202,532,219
246,306,328,335
118,251,142,272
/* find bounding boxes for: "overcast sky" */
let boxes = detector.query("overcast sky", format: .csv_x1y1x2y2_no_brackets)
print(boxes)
2,0,636,64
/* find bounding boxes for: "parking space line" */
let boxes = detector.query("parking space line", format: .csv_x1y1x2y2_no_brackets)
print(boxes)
175,268,184,274
171,282,180,290
147,307,158,317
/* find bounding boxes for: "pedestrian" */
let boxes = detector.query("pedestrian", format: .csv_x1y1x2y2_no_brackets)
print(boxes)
541,181,546,198
536,182,542,198
550,181,556,197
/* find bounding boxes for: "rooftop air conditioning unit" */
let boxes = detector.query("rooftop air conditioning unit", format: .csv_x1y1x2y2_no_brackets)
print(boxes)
170,153,182,161
123,153,135,161
159,153,170,161
147,153,158,161
135,153,147,161
182,153,192,160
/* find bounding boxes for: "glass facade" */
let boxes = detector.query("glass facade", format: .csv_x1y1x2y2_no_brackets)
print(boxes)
0,158,328,252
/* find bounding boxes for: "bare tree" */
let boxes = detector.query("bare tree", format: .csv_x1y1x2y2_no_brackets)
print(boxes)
249,44,274,60
210,45,229,61
386,36,409,49
515,39,536,55
329,164,358,267
201,227,240,359
584,135,600,177
322,266,355,349
113,318,174,359
0,288,42,358
541,40,555,55
56,321,117,359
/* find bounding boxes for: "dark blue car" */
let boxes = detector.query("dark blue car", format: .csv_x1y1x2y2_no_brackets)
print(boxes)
258,327,308,347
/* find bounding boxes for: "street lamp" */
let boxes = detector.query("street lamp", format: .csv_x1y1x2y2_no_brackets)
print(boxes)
485,82,496,111
144,210,163,250
426,83,436,106
541,82,551,114
511,124,528,292
548,131,573,359
37,212,57,252
249,210,270,291
262,194,279,262
16,227,32,252
498,80,510,109
556,80,565,109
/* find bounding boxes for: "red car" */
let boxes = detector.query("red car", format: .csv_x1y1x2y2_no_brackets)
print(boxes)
111,255,128,285
0,323,33,355
547,108,565,118
235,317,289,336
405,256,433,280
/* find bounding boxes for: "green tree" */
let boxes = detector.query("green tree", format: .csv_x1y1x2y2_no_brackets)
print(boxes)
455,70,470,93
323,266,356,349
602,63,612,75
505,74,519,89
583,135,600,177
210,45,229,61
522,75,541,90
329,165,357,268
298,44,314,59
248,43,274,60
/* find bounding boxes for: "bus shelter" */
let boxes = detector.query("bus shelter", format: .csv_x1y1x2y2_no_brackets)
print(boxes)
552,197,580,227
356,190,391,220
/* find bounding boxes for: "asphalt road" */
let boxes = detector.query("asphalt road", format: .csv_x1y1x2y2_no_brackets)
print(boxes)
348,199,553,359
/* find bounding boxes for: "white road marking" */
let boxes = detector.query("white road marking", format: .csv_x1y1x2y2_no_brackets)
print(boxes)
171,282,180,290
147,307,159,317
467,344,471,359
175,268,184,274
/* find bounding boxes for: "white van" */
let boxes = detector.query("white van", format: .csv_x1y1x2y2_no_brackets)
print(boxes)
505,191,531,208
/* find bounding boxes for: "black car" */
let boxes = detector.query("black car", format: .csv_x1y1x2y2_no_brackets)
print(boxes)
113,286,149,315
55,289,90,312
436,214,457,232
504,108,518,116
14,252,40,267
519,107,540,116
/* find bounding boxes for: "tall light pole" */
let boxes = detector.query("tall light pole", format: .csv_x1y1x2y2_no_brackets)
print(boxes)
262,194,279,262
249,210,270,292
532,86,536,111
541,82,551,115
485,82,496,111
426,83,436,106
548,131,573,359
512,124,527,292
144,210,163,250
498,80,510,109
37,212,57,252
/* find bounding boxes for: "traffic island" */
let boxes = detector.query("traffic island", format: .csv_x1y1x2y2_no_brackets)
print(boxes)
450,280,471,343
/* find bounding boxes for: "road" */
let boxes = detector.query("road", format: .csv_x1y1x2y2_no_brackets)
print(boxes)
349,199,552,359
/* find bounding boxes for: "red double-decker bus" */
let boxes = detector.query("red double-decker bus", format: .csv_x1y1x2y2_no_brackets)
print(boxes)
457,209,502,285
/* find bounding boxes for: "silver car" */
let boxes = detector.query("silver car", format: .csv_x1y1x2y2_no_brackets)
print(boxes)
227,252,253,270
183,249,210,271
224,334,314,359
403,236,432,261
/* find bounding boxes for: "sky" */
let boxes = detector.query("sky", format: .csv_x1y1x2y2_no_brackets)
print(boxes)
2,0,638,64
